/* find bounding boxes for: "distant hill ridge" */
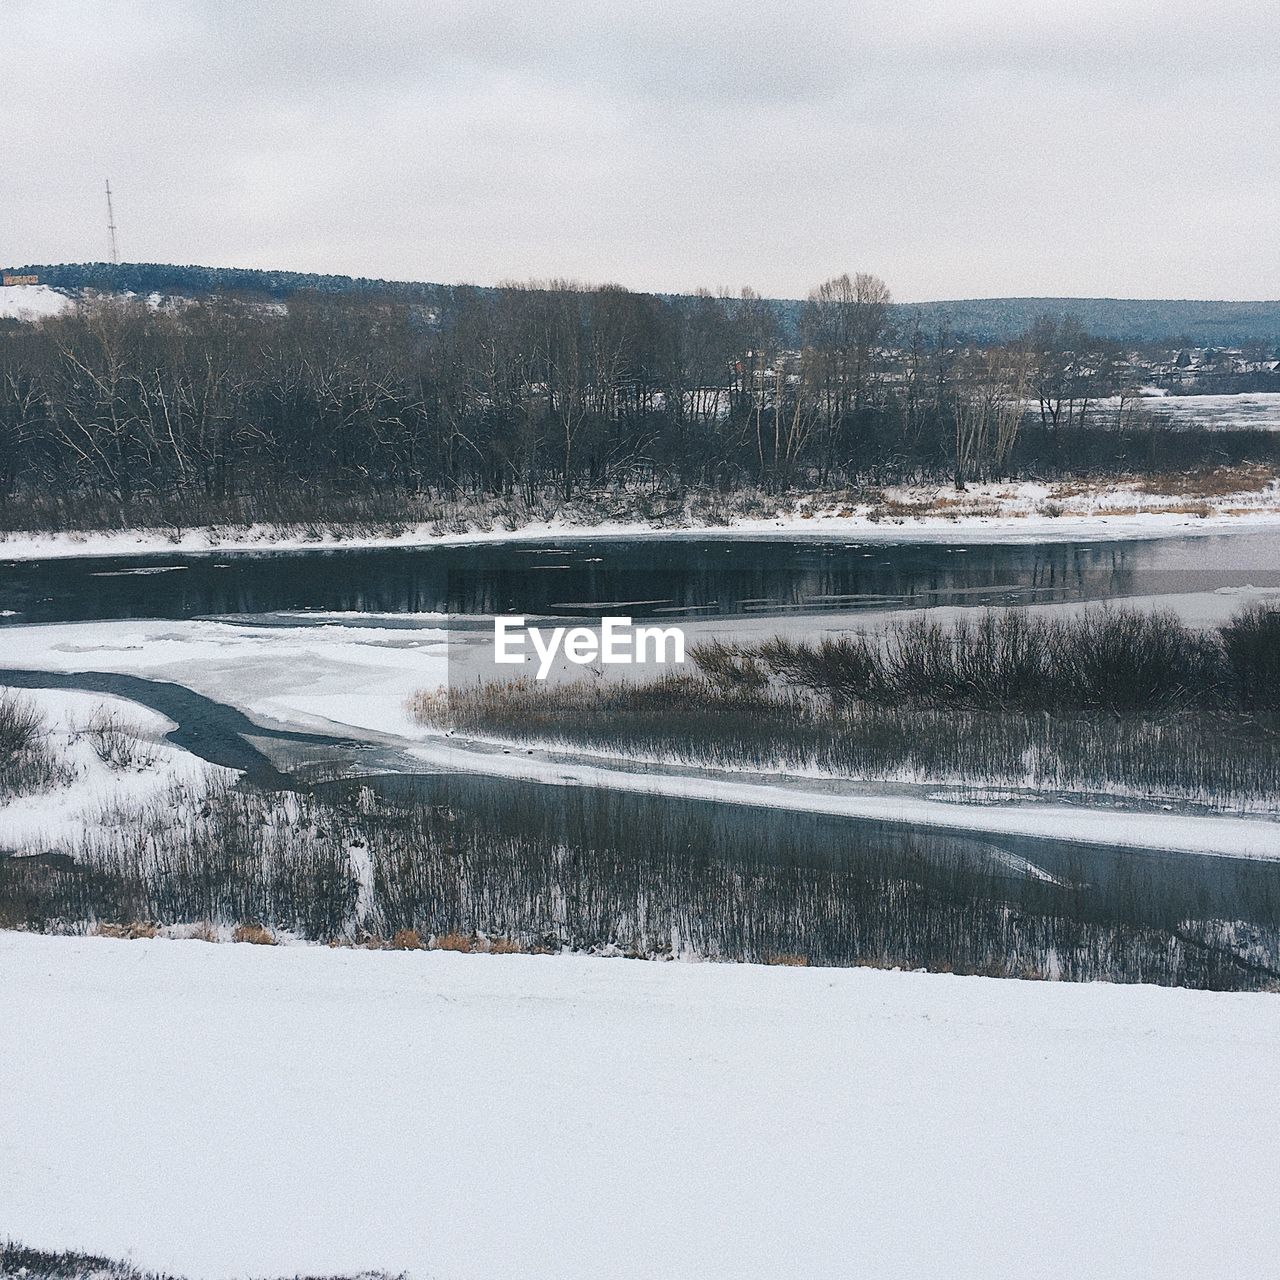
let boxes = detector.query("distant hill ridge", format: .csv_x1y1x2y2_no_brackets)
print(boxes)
7,261,1280,346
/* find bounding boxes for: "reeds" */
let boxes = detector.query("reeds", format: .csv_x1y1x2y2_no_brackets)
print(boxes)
4,774,1279,990
417,606,1280,809
0,694,73,800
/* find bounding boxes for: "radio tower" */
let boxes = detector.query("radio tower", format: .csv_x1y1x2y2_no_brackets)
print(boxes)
105,179,120,265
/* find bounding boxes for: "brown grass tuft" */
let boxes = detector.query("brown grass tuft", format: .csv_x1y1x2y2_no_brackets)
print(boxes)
764,952,810,967
232,922,276,946
431,931,474,952
390,928,426,950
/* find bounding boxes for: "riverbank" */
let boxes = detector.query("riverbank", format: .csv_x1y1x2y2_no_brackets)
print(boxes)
2,473,1279,561
3,930,1277,1280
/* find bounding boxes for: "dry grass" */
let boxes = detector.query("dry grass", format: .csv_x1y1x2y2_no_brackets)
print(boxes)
0,693,72,799
488,936,524,955
9,767,1275,988
231,922,276,946
1092,500,1215,517
390,927,426,950
1050,467,1279,512
406,687,448,725
93,920,158,940
431,931,475,953
875,491,1012,522
416,605,1280,812
764,952,810,967
1135,464,1277,497
84,707,155,770
878,499,937,517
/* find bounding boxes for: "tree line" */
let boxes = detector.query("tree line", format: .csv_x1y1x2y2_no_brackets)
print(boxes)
0,274,1271,517
18,261,1280,344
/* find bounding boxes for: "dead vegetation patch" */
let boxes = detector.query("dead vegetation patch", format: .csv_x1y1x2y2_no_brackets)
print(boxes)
877,493,1001,519
1135,464,1277,498
232,922,276,946
93,920,158,940
488,937,525,955
431,930,475,952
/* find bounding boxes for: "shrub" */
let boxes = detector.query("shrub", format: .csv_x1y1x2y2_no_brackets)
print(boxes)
1220,604,1280,715
0,692,42,760
432,931,474,952
0,694,69,798
85,707,154,769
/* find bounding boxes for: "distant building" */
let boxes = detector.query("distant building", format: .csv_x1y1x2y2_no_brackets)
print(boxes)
2,273,40,287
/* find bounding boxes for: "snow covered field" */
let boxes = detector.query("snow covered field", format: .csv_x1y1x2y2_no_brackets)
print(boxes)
0,688,225,851
2,931,1277,1280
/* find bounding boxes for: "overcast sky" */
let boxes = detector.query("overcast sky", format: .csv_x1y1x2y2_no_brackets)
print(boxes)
3,0,1278,301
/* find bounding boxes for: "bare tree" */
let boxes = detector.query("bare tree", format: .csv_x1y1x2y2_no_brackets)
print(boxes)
803,272,891,482
954,346,1031,488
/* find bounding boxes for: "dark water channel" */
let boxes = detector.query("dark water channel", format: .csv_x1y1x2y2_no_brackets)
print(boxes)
354,769,1280,929
3,528,1278,624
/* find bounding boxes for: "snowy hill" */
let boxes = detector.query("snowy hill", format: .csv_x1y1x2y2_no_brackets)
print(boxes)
0,283,71,320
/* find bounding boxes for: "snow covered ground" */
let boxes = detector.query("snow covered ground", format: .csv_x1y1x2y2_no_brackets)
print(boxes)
1,476,1278,562
0,283,70,320
2,931,1277,1280
0,618,450,740
0,688,225,851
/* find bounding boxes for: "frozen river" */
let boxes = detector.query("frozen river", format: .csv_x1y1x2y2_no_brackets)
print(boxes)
3,526,1280,625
